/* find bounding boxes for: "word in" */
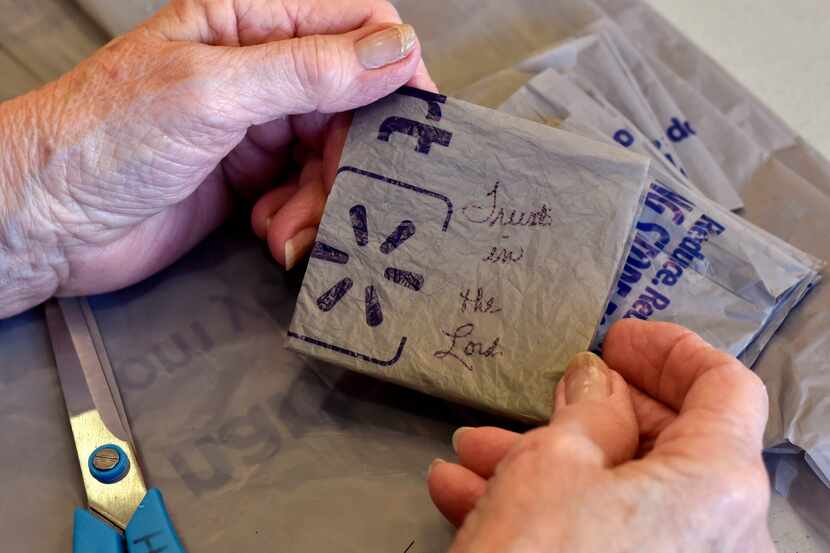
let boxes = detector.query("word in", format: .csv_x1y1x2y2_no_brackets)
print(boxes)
482,242,525,264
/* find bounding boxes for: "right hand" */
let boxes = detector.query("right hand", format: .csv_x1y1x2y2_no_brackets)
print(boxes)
428,320,774,552
0,0,433,318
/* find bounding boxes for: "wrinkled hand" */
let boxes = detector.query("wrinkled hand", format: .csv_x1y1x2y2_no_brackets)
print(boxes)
428,320,774,553
0,0,433,317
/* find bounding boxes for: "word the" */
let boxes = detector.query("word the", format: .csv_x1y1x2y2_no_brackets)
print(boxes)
459,287,502,314
434,323,503,371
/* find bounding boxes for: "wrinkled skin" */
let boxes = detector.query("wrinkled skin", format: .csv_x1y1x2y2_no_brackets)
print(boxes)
0,0,433,317
429,319,775,553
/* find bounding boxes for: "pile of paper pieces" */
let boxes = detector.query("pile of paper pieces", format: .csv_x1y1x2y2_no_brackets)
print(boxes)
287,20,823,421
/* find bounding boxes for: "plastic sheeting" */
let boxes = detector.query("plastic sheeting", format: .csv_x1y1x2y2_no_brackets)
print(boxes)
289,89,650,421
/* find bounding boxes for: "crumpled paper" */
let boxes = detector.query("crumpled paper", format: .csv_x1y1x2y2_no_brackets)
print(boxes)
287,88,650,421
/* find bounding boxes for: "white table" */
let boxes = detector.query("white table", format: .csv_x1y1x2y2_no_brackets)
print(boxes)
648,0,830,159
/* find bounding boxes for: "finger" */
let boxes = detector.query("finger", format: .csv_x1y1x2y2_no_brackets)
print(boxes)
202,23,423,129
222,135,292,201
251,108,339,189
452,427,521,479
603,320,768,452
322,113,353,194
603,319,713,411
291,111,336,153
427,459,487,528
279,63,436,134
628,387,676,456
250,175,300,239
267,158,326,268
409,60,438,92
545,352,639,467
149,0,406,45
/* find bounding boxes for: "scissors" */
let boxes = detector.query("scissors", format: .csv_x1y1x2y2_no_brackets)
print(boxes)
46,297,186,553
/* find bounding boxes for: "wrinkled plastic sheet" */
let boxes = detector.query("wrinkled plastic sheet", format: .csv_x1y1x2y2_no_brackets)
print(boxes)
500,69,823,365
288,89,649,421
2,1,830,552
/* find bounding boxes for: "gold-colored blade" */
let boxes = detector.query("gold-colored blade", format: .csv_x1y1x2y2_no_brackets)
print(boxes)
45,298,147,529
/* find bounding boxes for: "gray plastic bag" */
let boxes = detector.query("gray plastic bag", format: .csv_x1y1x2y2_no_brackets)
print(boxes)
287,88,650,421
501,70,823,363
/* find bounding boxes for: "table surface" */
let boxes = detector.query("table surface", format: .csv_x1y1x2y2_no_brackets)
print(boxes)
647,0,830,160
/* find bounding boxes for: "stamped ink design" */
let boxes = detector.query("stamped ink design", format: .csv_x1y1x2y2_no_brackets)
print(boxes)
310,205,425,328
289,87,457,368
288,168,454,367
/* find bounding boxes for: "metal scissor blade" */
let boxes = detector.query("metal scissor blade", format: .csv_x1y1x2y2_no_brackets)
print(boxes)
46,298,147,529
48,298,131,443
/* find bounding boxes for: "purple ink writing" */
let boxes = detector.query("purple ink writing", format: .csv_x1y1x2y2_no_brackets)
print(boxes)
434,323,504,371
462,183,553,228
460,288,502,314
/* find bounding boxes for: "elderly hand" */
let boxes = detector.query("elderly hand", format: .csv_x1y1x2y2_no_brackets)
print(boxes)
0,0,433,318
428,319,774,553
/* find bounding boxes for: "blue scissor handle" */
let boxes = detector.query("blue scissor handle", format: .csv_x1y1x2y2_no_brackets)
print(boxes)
73,509,124,553
125,489,186,553
73,489,185,553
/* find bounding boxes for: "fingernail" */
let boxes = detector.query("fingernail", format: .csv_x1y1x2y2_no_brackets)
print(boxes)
563,352,611,404
451,427,472,453
356,24,417,69
427,458,445,479
284,227,317,270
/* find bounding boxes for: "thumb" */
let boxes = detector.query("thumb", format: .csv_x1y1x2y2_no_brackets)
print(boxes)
546,352,639,467
214,24,422,125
